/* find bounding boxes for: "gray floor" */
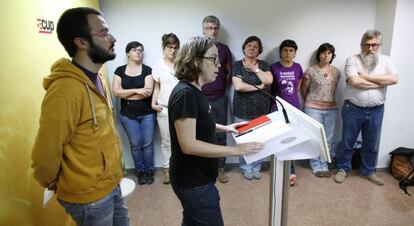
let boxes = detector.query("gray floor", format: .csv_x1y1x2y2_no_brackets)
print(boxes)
125,163,414,226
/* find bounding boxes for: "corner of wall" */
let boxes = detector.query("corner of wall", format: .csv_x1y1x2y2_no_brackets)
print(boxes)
374,0,397,55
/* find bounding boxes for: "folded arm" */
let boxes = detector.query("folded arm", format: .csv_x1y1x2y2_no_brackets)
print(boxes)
243,60,273,85
112,74,154,100
232,75,269,92
358,72,399,87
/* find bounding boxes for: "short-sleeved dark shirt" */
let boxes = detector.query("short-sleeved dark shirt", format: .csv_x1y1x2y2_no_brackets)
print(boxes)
168,80,218,188
114,64,155,118
270,62,303,109
232,60,272,120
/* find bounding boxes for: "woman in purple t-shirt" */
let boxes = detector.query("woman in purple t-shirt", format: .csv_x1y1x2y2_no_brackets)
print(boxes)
270,39,303,186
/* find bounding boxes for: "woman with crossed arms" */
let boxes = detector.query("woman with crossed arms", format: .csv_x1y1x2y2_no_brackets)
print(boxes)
232,36,273,181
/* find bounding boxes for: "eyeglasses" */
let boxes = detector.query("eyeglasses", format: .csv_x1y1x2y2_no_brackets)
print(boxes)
198,56,220,65
91,30,113,38
204,26,219,31
166,45,179,50
131,48,144,53
362,43,380,49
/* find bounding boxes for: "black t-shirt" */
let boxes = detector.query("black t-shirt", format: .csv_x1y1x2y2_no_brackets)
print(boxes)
114,64,155,118
168,81,218,188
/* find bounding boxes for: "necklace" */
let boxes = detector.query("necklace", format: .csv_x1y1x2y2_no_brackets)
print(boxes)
318,64,330,78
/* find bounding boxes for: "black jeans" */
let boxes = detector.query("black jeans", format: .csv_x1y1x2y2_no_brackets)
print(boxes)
171,181,224,226
209,96,228,168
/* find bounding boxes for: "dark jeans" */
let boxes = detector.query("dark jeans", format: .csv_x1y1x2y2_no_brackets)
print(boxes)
337,100,384,176
209,96,228,168
171,181,224,226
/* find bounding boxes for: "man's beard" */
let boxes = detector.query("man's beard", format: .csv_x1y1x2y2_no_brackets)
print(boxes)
88,41,116,64
206,36,217,41
360,53,379,72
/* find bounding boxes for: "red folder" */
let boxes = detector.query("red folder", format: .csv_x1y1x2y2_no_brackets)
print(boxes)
236,115,272,134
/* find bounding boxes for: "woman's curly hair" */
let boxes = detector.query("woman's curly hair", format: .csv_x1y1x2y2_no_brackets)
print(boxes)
174,36,216,82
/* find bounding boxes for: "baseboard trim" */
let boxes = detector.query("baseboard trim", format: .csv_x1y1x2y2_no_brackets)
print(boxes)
125,162,388,173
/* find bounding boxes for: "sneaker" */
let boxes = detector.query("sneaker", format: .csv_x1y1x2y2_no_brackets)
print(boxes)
253,171,261,179
146,170,154,185
243,171,253,180
218,168,229,183
315,171,325,178
137,171,147,185
360,174,384,185
162,168,170,184
334,169,347,183
315,171,332,178
323,171,332,178
290,174,297,186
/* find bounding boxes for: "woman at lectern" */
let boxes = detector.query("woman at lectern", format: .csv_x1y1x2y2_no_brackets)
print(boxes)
301,43,341,178
231,36,273,180
168,36,263,226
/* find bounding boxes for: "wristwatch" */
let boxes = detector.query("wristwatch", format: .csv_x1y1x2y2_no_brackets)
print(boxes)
255,68,260,73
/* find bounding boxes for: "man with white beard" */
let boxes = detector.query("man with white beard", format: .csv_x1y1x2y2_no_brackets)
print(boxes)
334,30,398,185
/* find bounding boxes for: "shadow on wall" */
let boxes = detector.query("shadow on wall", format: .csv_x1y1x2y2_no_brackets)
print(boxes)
263,45,279,65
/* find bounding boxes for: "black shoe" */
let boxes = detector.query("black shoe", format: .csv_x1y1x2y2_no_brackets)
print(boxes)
146,170,154,184
137,172,147,185
328,158,337,171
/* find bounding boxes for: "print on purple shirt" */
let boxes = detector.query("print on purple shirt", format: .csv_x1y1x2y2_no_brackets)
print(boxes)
270,62,303,110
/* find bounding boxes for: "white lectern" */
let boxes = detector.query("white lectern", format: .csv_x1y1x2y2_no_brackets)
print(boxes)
233,97,330,226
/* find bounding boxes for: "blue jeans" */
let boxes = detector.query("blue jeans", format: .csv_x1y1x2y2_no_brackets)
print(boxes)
304,107,337,173
209,96,228,168
171,181,224,226
234,116,263,173
58,186,129,226
336,100,384,176
120,113,155,173
239,155,263,173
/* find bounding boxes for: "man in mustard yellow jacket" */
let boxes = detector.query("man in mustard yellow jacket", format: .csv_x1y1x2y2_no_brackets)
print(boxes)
31,7,130,226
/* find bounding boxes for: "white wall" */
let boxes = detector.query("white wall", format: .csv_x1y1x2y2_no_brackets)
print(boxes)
375,0,397,55
100,0,411,169
378,0,414,167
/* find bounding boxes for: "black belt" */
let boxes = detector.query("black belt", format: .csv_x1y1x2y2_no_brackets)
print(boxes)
345,100,383,110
